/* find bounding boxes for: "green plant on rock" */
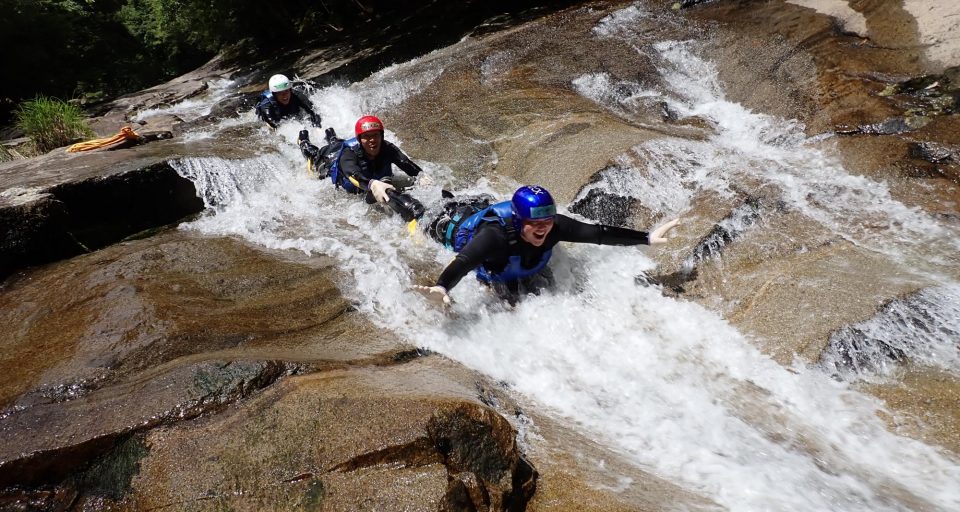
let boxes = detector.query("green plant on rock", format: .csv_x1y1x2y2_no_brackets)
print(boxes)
15,96,94,153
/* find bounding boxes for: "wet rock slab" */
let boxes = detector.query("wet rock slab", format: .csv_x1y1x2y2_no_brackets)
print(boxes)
655,202,933,365
0,231,376,500
0,228,708,510
0,137,268,278
0,359,297,489
0,231,372,408
0,230,530,509
655,0,960,459
119,360,535,511
84,55,234,138
866,366,960,456
388,3,696,204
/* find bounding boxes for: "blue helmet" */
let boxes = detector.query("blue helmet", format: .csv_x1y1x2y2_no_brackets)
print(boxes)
511,185,556,222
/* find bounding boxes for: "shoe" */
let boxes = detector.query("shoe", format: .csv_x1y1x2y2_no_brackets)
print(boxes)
298,129,310,144
325,127,338,144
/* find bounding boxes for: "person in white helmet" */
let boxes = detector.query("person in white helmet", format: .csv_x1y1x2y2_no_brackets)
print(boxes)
254,73,321,129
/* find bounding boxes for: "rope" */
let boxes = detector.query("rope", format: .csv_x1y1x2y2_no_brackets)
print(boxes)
66,126,141,153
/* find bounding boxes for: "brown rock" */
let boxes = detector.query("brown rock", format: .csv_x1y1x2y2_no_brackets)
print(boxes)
387,4,697,203
118,360,535,511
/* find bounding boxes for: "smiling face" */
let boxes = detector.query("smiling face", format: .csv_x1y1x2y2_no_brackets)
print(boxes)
520,217,555,246
359,130,383,158
274,89,292,105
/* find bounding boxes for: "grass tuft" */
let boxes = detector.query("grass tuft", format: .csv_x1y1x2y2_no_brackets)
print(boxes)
15,96,94,153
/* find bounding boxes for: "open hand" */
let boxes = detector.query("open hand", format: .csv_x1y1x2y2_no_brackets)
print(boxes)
413,285,451,306
369,179,396,203
649,218,680,244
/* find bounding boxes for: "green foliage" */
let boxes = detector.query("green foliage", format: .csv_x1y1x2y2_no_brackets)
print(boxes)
117,0,315,56
0,0,210,125
15,96,94,152
0,0,326,125
1,0,567,127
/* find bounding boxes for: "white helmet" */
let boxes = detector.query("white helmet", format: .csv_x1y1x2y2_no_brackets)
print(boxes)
268,74,292,93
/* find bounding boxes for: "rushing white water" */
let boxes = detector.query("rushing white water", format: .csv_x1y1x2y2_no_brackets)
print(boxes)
574,29,960,277
170,4,960,511
576,4,960,378
821,283,960,380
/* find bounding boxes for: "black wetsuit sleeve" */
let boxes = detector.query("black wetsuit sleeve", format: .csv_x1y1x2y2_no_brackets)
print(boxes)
256,99,280,128
436,225,508,291
338,148,370,190
554,214,650,246
386,143,422,176
293,91,322,127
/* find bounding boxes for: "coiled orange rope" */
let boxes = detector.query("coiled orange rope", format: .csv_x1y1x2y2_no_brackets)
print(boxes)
66,126,140,153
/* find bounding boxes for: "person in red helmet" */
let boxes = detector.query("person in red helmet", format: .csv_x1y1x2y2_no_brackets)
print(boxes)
299,115,426,221
343,115,424,204
302,115,424,205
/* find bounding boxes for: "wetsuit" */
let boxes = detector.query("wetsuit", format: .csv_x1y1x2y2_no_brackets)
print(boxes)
300,129,342,178
435,213,650,299
255,90,321,128
337,141,423,203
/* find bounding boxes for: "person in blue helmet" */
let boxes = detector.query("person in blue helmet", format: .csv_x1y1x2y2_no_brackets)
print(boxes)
255,74,322,129
415,185,679,304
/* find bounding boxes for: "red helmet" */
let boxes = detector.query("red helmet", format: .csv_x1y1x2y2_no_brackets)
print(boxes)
355,115,384,137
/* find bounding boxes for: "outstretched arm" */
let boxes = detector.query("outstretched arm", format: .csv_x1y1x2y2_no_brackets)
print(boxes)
649,218,680,244
554,214,679,245
256,104,280,129
414,226,507,304
553,215,646,245
434,227,503,290
387,144,423,177
294,92,322,127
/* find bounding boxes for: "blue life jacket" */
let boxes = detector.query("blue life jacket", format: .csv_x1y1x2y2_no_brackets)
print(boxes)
453,201,552,283
328,137,362,192
254,91,275,119
328,138,400,193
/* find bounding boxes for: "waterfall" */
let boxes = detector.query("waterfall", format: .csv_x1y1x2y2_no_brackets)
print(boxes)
170,4,960,510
